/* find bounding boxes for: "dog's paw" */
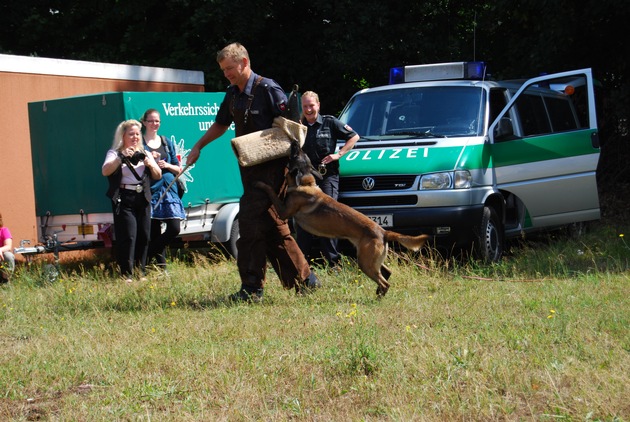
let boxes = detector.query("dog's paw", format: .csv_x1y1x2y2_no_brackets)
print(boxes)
376,285,389,297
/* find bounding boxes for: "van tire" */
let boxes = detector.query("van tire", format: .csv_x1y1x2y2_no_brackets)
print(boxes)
224,218,239,259
475,206,503,263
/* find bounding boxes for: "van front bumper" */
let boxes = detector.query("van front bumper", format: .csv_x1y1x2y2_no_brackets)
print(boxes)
340,203,485,248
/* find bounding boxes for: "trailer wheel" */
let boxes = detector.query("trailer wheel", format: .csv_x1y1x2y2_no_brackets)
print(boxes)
475,206,503,263
224,218,239,259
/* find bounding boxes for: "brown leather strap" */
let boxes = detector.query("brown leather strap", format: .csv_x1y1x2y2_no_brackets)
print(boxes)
243,75,264,126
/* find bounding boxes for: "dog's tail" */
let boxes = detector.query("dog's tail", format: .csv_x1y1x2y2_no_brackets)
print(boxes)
385,232,429,251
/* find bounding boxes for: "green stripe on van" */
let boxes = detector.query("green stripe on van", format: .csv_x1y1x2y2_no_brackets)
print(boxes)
491,130,598,168
340,144,488,176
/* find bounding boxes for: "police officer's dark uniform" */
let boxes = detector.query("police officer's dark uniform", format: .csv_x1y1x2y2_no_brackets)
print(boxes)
216,72,315,300
298,114,357,266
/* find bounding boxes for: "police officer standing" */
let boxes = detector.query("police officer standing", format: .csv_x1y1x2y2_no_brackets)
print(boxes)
298,90,359,268
187,43,319,302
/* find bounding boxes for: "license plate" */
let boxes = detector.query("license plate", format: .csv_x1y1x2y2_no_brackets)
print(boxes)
368,214,393,227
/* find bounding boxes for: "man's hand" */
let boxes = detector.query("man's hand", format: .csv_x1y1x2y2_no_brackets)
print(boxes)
185,122,229,166
187,146,200,166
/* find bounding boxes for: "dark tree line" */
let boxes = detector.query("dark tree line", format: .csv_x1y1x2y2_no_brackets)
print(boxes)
2,0,629,215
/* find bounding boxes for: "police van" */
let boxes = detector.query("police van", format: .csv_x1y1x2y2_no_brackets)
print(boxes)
336,62,600,261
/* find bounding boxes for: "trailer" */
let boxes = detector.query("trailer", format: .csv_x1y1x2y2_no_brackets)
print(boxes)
17,91,242,258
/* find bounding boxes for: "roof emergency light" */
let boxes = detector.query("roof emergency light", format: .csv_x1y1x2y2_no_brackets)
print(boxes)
389,61,486,84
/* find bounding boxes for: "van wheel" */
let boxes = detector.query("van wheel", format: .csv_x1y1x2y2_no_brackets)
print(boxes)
475,206,503,263
224,219,239,259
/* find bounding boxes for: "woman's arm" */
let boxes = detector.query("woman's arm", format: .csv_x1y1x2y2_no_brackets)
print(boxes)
0,236,12,258
144,153,162,180
102,150,122,176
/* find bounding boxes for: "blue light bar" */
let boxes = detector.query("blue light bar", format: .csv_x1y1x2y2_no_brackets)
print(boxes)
465,62,486,80
390,61,487,83
389,67,405,84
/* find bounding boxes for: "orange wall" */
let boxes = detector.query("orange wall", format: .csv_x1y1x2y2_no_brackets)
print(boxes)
0,59,204,258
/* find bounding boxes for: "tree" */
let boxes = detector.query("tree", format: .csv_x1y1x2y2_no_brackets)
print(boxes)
2,0,629,197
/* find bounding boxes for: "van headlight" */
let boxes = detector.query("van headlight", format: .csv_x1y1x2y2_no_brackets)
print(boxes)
420,172,452,190
454,170,472,188
420,170,471,190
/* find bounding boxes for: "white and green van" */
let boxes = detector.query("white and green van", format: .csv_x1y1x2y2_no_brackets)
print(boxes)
337,62,600,261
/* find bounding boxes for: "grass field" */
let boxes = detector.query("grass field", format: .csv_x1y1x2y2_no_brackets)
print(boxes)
1,221,628,421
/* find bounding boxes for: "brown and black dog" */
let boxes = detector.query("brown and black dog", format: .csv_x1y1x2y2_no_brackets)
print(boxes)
255,140,429,297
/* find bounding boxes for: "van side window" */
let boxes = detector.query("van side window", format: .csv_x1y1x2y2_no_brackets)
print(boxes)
545,96,578,131
490,88,515,142
489,89,508,123
515,94,551,136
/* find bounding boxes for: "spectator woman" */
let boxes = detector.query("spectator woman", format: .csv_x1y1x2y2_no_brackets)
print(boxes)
0,212,15,283
102,119,161,282
141,109,186,271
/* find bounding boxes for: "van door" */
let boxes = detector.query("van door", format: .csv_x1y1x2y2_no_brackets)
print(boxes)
488,69,601,232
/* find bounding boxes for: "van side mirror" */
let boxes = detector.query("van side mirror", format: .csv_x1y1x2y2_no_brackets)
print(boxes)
494,117,514,141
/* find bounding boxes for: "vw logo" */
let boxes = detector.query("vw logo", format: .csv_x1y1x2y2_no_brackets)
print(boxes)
362,177,376,191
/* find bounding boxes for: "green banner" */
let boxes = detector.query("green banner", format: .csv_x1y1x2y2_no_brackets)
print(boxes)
29,92,241,217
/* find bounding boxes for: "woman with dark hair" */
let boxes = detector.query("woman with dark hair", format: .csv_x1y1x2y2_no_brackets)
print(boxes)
141,109,186,271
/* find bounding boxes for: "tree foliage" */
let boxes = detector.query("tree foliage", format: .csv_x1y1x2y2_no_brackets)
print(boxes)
1,0,628,190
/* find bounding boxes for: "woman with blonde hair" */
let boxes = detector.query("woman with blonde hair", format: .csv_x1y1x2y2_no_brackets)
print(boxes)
102,119,161,282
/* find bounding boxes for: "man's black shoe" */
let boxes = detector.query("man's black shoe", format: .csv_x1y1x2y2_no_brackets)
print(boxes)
229,288,263,303
297,271,321,295
307,271,322,289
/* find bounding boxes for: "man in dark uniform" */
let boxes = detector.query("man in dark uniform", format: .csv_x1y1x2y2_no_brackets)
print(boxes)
187,42,319,302
298,90,359,268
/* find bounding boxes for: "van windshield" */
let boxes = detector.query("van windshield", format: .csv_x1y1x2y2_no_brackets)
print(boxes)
339,86,486,140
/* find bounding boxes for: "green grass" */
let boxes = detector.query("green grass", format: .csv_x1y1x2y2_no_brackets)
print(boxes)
1,222,628,421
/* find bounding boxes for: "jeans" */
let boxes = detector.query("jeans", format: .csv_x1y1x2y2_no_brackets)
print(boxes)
0,251,14,281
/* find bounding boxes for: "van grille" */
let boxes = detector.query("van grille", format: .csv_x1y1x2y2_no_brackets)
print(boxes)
339,175,417,192
339,195,418,207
